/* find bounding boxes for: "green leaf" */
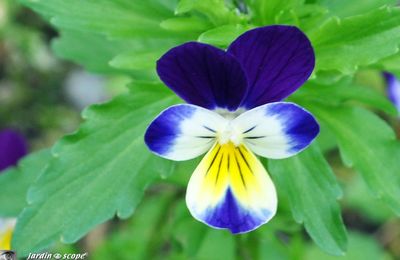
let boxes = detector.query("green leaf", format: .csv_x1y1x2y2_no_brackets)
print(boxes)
109,51,165,71
292,81,397,116
0,150,50,217
12,82,179,256
311,7,400,74
257,230,292,260
19,0,179,38
173,217,209,257
306,232,392,260
268,144,347,256
241,218,303,260
52,30,134,74
195,229,235,259
172,201,235,259
378,52,400,75
21,0,194,76
160,17,211,32
198,24,250,47
246,0,303,25
175,0,243,26
92,190,176,260
105,37,190,75
175,0,195,14
311,71,347,85
344,175,394,223
307,104,400,215
320,0,397,18
53,29,189,76
163,159,199,187
284,5,329,32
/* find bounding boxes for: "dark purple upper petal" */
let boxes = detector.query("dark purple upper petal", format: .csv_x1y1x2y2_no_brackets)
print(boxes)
157,42,248,111
228,25,315,109
0,129,28,172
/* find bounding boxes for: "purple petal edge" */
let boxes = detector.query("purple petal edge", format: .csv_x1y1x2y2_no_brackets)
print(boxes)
266,102,320,155
145,105,196,157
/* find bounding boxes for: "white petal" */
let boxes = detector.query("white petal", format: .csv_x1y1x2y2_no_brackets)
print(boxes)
232,102,319,159
145,104,227,161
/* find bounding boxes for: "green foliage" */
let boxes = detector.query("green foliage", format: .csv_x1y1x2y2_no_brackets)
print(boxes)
52,30,134,74
171,201,237,259
92,190,177,260
91,192,239,259
305,232,392,260
293,75,400,217
0,150,50,217
310,7,400,74
378,52,400,75
268,144,347,255
19,0,193,76
21,0,400,78
12,83,179,256
246,0,304,25
308,104,400,215
13,0,400,257
18,0,179,38
344,175,394,223
175,0,244,25
293,80,397,116
320,0,397,18
198,24,251,47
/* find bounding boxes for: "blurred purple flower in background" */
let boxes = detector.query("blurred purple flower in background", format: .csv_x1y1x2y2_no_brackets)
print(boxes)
0,129,26,248
0,129,28,172
383,72,400,113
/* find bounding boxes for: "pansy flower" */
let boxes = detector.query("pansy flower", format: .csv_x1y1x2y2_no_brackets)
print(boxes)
145,25,319,233
0,129,28,172
383,72,400,113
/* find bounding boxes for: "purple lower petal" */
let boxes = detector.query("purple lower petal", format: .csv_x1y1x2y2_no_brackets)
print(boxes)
186,142,277,234
203,189,273,234
157,42,248,111
0,129,28,172
228,25,315,108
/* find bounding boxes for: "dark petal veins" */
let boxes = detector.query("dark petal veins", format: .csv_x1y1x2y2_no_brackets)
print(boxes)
228,25,315,108
157,42,248,111
144,104,223,161
233,102,320,159
0,129,28,172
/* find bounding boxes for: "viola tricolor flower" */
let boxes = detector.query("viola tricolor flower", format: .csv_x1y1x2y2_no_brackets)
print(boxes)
0,129,28,172
145,25,319,233
383,72,400,113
